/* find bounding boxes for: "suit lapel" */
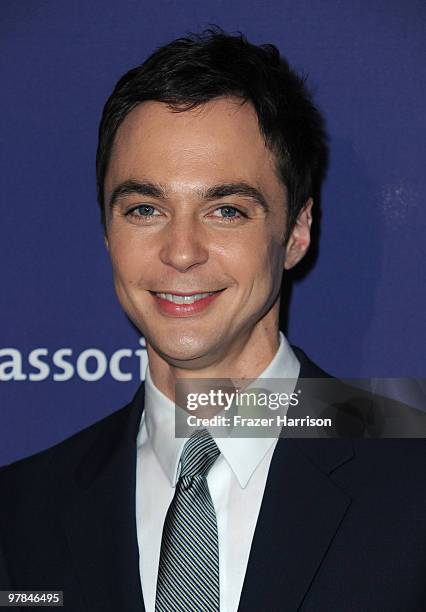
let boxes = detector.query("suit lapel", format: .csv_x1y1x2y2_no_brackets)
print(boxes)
238,437,353,611
238,347,354,611
58,385,146,612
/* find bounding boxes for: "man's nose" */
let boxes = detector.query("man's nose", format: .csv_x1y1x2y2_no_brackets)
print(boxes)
159,214,209,272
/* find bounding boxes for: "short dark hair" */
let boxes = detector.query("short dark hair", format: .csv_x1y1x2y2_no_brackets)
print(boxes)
96,28,328,237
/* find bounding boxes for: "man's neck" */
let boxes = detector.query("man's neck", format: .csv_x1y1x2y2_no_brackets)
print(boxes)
146,325,281,402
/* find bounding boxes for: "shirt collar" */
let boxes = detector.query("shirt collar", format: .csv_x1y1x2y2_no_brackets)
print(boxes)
142,331,300,489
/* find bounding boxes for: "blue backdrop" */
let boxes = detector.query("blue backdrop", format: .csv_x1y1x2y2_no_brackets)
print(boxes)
1,0,425,465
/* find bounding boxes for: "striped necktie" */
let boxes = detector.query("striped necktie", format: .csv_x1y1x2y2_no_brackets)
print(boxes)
155,428,221,612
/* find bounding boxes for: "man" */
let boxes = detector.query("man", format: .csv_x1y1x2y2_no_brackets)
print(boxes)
0,30,425,612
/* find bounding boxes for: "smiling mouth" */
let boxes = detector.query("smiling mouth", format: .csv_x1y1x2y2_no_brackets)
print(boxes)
150,290,224,305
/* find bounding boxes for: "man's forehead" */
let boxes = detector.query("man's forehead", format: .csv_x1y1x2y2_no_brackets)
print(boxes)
106,97,280,197
111,97,265,153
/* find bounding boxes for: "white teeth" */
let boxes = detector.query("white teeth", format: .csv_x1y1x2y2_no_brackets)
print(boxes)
155,292,217,305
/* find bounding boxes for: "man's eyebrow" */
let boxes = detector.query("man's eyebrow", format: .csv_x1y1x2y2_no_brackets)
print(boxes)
108,180,166,208
108,179,270,212
203,182,269,212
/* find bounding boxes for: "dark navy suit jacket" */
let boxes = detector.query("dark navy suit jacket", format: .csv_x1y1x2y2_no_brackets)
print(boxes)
1,347,425,611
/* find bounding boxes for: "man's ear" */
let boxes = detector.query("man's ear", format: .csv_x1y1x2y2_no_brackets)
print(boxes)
104,233,109,252
284,198,313,270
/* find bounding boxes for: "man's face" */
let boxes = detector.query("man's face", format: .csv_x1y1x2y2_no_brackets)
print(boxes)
104,97,310,368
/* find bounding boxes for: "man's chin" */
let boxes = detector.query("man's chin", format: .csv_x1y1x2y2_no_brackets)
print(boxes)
147,335,223,369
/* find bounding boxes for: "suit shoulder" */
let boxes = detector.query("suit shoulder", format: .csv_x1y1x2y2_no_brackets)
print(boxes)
291,344,332,379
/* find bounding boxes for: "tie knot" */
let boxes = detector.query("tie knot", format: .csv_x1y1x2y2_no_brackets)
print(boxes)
179,429,220,482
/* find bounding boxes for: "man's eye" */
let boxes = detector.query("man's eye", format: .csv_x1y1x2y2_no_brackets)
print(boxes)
212,206,246,221
126,204,159,219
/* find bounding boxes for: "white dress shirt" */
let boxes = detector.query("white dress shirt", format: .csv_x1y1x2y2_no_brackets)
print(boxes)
135,331,300,612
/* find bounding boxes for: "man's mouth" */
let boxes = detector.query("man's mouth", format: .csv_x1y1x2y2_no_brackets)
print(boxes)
149,289,225,317
152,291,221,305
